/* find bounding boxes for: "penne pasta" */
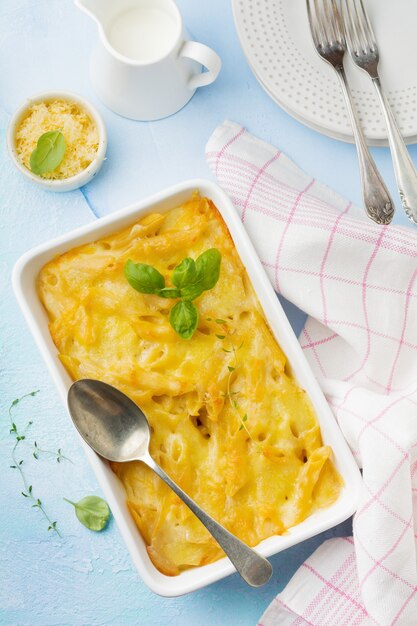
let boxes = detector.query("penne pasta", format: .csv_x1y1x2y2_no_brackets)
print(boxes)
38,193,342,576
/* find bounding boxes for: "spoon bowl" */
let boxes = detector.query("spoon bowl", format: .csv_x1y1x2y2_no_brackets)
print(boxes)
67,378,273,587
68,379,150,462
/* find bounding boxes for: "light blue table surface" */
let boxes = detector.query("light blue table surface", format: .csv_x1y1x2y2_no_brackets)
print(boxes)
1,1,415,625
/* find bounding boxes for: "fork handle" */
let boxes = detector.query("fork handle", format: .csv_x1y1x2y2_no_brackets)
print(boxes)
372,77,417,225
335,67,394,225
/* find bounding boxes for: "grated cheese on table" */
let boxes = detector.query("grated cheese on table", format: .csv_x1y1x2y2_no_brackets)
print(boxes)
15,99,99,179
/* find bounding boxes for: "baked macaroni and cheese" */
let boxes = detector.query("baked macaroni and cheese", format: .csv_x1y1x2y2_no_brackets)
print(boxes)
38,193,342,575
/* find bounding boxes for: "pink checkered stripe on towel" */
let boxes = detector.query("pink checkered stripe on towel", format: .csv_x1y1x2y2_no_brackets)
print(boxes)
206,121,417,626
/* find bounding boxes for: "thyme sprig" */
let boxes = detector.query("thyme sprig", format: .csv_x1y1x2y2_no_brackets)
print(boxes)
8,391,70,537
32,441,72,463
208,318,260,443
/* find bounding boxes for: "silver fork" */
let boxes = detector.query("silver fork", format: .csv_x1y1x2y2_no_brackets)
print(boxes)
342,0,417,225
306,0,394,225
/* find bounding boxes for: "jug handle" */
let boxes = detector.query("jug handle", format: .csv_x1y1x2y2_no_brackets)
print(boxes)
180,41,221,90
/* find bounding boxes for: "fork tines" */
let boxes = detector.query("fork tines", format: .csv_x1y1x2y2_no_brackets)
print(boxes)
341,0,377,55
306,0,345,49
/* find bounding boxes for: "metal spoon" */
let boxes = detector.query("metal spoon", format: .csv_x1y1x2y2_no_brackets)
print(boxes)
67,378,273,587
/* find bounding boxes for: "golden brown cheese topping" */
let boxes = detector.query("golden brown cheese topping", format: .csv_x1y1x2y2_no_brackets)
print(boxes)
38,193,342,575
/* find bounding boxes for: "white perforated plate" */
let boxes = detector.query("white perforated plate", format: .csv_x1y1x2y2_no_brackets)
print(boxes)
232,0,417,146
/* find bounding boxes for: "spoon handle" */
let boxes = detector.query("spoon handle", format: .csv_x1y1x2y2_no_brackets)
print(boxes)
143,453,272,587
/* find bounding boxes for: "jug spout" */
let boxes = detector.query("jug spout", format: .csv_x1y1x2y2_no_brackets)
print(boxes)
74,0,113,28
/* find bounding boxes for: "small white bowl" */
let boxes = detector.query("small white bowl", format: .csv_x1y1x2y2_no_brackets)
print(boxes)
7,91,107,192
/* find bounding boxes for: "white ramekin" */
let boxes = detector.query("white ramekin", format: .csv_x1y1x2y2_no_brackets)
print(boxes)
12,179,361,596
7,91,107,192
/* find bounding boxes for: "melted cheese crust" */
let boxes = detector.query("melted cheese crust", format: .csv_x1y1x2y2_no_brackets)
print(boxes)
38,194,342,575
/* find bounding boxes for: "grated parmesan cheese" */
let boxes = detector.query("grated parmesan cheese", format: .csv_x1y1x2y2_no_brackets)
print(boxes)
15,99,99,179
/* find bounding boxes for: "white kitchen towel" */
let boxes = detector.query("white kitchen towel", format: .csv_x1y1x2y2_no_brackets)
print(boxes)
206,121,417,626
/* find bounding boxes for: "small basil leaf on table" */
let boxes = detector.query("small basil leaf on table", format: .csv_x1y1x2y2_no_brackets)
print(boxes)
64,496,110,531
30,130,66,175
124,259,165,294
169,300,199,339
172,258,197,288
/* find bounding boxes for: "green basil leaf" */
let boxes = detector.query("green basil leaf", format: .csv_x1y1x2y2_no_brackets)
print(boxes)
180,283,205,301
195,248,221,290
172,258,197,288
124,259,165,294
179,248,221,300
169,300,198,339
30,130,66,176
158,287,181,299
64,496,110,531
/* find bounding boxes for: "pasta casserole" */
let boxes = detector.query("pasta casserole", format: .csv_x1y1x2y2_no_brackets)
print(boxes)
38,193,342,575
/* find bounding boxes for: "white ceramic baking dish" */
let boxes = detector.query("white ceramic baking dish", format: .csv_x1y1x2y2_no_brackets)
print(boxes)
12,179,362,597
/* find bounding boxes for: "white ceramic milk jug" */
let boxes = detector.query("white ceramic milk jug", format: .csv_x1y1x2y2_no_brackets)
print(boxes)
75,0,222,121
